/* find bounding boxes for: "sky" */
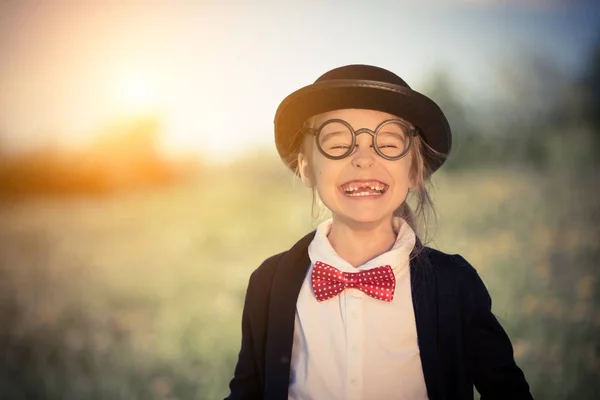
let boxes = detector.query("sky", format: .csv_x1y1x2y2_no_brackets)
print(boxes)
0,0,599,162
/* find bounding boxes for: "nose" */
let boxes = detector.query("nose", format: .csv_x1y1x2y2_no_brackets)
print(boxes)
351,132,375,169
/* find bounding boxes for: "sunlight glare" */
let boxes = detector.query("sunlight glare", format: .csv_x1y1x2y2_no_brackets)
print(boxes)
116,71,160,114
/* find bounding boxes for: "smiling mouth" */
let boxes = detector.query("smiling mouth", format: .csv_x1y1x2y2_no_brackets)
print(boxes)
340,180,389,197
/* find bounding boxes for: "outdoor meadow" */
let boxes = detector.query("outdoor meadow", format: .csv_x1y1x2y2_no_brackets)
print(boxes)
0,153,598,400
1,3,600,399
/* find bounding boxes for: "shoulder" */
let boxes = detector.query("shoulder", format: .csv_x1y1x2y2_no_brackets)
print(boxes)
419,246,478,275
247,230,317,286
419,246,492,307
247,251,287,287
418,246,486,290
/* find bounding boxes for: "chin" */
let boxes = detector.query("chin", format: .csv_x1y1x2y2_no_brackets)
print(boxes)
334,211,393,226
321,195,400,226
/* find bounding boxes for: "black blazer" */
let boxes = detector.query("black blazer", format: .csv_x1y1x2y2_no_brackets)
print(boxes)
225,231,533,400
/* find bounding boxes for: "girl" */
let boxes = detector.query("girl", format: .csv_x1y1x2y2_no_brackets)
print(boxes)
225,65,532,400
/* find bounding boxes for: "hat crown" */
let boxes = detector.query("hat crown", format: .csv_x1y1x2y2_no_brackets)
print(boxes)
315,64,411,88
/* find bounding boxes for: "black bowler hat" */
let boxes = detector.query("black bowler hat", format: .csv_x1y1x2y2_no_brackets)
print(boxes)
274,64,452,173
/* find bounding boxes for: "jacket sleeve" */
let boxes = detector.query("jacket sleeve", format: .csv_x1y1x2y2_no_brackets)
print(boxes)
459,256,534,400
225,273,263,400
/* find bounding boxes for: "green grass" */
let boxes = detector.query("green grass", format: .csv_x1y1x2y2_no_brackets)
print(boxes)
0,157,598,399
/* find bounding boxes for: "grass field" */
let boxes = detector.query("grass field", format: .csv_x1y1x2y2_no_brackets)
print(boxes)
0,156,598,399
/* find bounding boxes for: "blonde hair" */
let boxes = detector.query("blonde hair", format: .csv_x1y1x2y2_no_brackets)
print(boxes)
290,114,447,252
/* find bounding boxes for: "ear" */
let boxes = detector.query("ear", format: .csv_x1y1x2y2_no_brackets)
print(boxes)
297,152,315,188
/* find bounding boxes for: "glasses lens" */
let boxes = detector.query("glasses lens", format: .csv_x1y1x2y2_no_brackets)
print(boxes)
317,121,353,158
375,121,411,158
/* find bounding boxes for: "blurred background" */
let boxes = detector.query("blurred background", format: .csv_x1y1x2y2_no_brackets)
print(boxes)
0,0,599,399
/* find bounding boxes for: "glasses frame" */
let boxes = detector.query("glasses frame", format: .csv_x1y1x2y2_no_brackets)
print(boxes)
304,118,419,161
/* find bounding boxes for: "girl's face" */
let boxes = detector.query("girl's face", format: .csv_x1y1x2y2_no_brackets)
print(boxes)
298,108,416,226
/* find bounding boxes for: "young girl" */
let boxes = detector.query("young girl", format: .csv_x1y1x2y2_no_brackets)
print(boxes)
225,65,532,400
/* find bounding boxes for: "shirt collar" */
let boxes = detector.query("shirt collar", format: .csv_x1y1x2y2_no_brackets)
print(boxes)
307,217,416,274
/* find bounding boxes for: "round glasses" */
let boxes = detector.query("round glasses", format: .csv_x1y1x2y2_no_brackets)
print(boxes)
304,119,418,161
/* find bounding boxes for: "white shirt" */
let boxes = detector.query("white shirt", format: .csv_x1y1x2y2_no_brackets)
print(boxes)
288,218,428,400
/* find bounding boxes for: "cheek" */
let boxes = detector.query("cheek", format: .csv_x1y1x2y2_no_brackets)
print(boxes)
390,157,411,177
309,148,328,182
312,160,343,193
313,165,331,188
388,160,415,191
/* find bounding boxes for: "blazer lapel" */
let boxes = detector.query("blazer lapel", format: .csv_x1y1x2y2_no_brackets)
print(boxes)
264,231,315,400
411,248,443,400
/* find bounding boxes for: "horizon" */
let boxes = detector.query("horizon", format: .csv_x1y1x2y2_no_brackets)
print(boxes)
1,0,598,162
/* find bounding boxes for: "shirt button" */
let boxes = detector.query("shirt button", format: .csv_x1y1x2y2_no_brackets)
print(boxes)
350,378,358,385
352,311,359,319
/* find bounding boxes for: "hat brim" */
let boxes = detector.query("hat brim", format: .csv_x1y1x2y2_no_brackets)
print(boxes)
274,80,452,173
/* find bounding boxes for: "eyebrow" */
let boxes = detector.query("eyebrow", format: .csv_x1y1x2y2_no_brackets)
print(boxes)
320,131,347,141
378,131,405,139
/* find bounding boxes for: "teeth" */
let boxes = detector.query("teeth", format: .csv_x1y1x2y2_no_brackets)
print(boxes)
343,183,386,193
347,191,382,197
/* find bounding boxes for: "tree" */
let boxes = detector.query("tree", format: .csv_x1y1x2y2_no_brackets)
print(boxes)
581,38,600,154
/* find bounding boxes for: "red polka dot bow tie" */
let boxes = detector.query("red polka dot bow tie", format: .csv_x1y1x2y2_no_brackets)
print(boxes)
311,261,396,302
